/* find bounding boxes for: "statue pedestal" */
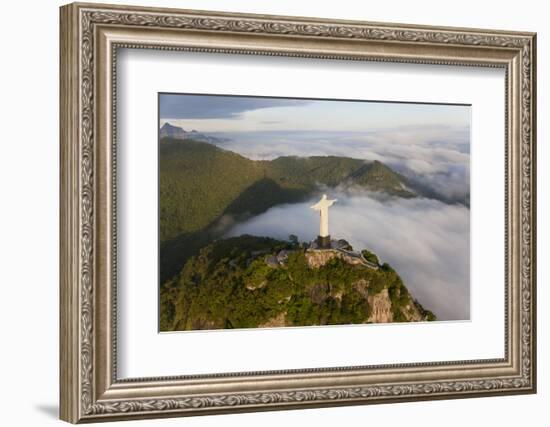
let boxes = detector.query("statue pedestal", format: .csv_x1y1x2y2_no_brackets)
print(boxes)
317,235,331,249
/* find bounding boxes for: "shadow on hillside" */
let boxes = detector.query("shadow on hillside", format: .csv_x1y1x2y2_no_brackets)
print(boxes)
160,178,310,284
160,229,218,284
224,177,308,217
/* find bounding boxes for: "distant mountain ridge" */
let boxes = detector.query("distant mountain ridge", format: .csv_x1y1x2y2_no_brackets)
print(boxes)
160,122,229,144
160,136,414,242
159,135,415,283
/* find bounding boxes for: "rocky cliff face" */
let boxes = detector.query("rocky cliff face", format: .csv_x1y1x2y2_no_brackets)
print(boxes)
366,288,393,323
256,279,428,327
305,249,377,269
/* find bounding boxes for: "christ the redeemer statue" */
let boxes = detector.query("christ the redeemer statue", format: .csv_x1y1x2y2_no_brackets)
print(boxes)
311,194,337,249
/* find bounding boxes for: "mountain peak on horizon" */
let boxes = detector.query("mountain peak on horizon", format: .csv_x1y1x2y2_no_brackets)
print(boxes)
161,122,184,131
160,122,229,145
160,122,189,140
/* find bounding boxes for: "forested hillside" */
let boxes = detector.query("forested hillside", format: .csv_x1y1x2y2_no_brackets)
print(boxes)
159,137,414,283
160,235,435,331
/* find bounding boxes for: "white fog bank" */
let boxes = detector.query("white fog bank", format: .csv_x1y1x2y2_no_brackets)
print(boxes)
226,190,470,321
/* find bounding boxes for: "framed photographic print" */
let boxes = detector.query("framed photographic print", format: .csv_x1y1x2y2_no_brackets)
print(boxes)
60,2,537,423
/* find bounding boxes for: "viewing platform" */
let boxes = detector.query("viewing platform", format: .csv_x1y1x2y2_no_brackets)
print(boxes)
306,238,379,270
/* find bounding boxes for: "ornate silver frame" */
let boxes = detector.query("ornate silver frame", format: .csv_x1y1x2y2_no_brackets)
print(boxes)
60,2,537,423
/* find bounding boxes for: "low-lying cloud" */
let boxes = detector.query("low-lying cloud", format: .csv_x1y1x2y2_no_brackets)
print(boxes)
226,189,470,321
213,125,470,204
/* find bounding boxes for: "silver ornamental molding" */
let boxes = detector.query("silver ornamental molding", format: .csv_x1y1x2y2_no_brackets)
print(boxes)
77,8,534,416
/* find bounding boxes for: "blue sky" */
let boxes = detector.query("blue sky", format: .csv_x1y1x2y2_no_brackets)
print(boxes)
159,93,470,132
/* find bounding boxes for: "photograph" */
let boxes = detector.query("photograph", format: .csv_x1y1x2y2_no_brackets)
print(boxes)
158,93,471,331
55,2,536,423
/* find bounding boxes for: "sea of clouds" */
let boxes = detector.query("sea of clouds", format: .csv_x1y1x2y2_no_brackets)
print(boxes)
213,124,470,205
226,189,470,321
